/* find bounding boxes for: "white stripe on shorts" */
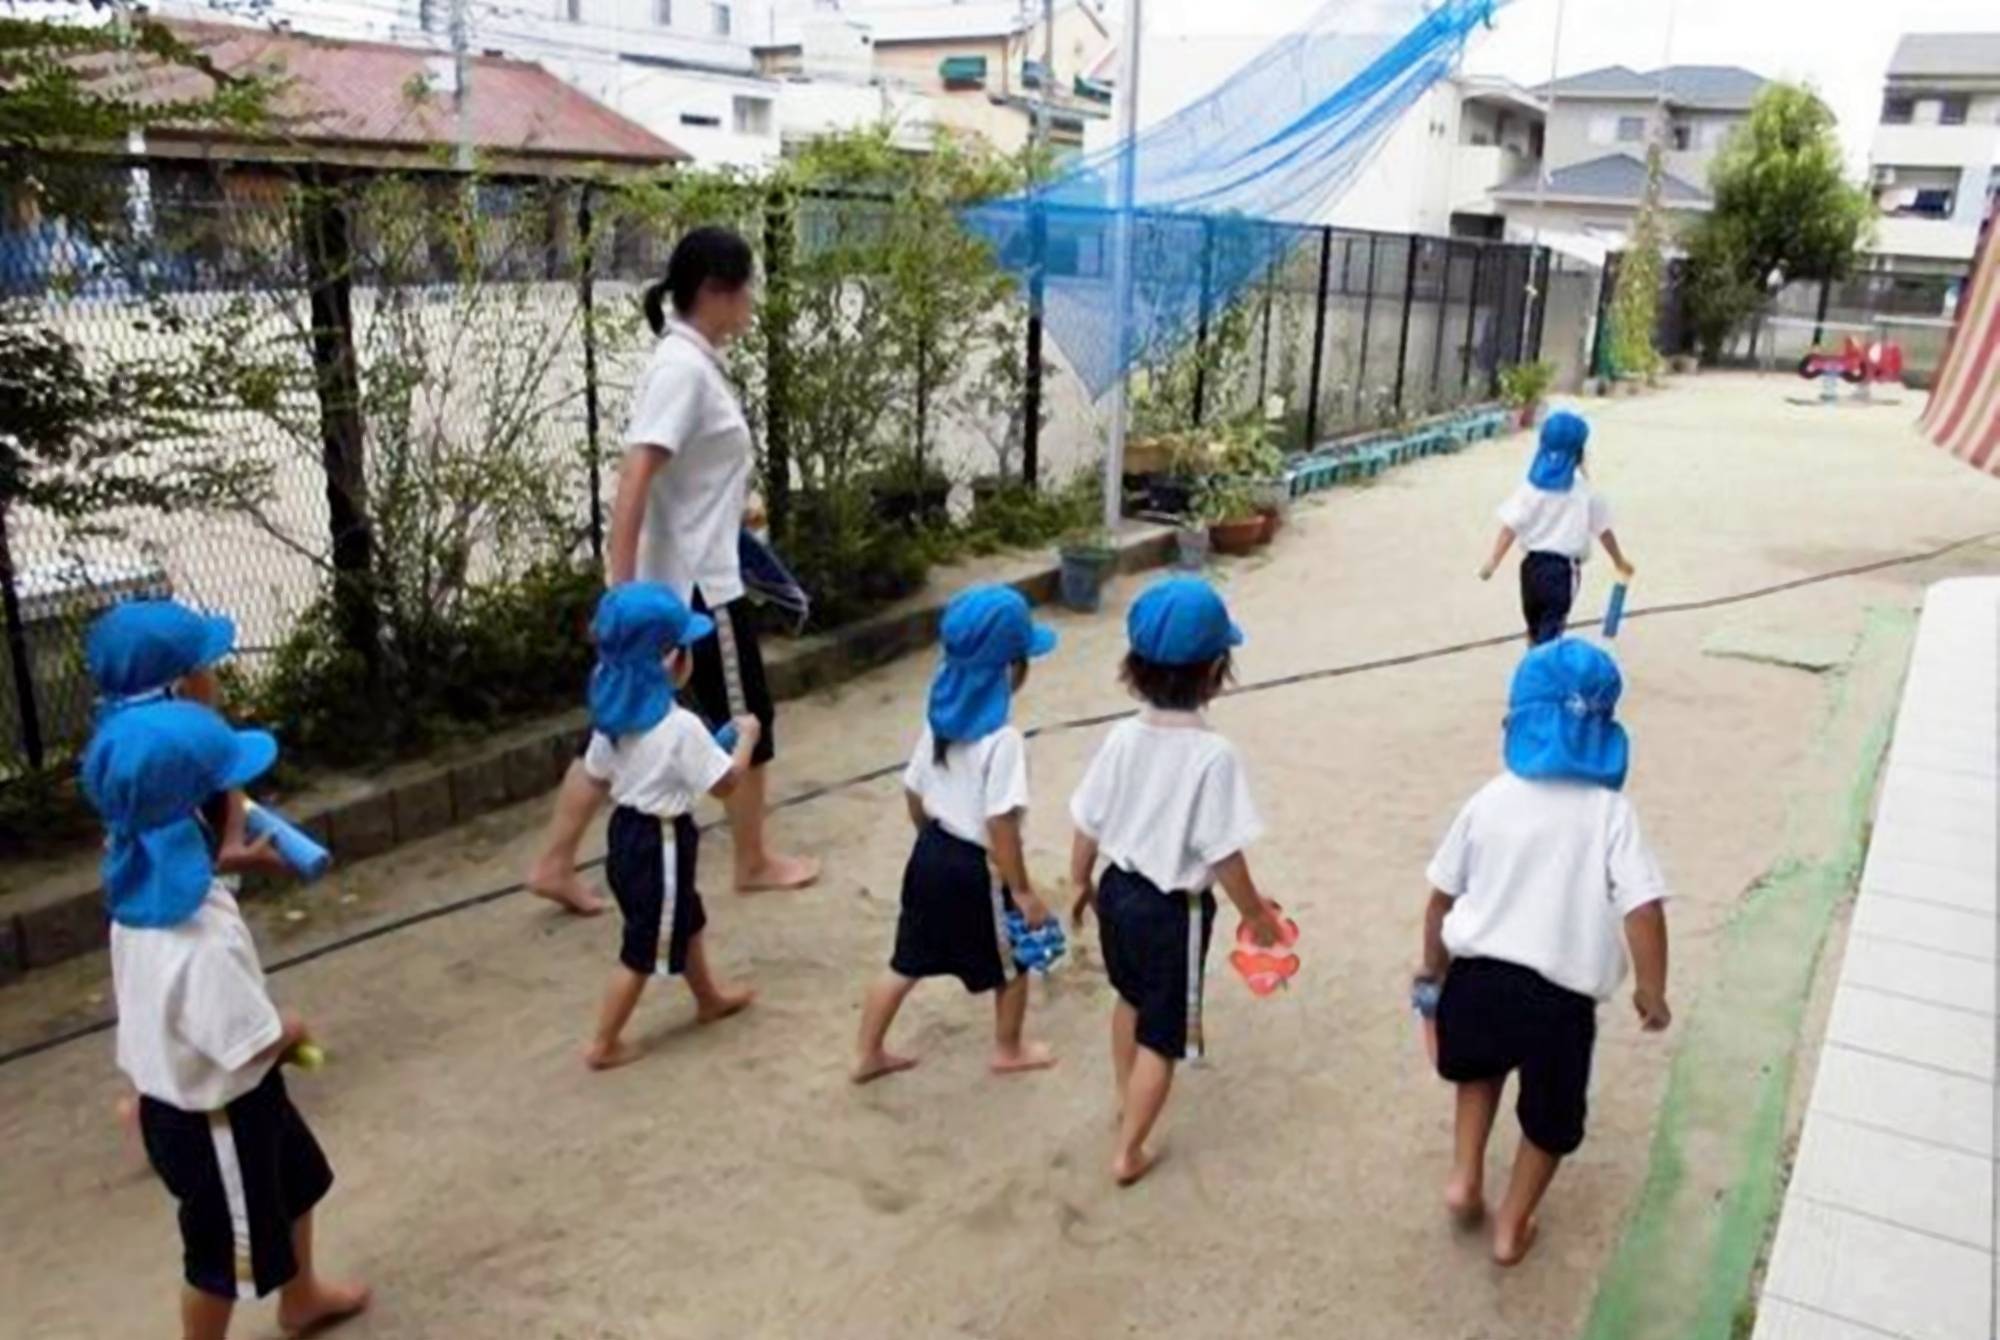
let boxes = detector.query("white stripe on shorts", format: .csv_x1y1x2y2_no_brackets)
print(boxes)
206,1111,259,1299
654,819,680,977
1183,892,1205,1061
711,602,749,719
989,873,1016,983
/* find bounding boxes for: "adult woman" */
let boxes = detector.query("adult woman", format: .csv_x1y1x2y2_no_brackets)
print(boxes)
530,226,818,912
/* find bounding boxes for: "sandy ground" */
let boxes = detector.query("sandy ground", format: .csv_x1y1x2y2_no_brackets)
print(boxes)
3,373,1998,1340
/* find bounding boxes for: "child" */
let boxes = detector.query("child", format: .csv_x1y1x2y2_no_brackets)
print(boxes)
1414,638,1670,1266
1477,410,1635,644
1069,577,1286,1187
580,582,758,1070
853,584,1060,1084
82,700,369,1339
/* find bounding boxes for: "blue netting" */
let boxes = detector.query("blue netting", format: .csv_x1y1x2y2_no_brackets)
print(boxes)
965,0,1504,398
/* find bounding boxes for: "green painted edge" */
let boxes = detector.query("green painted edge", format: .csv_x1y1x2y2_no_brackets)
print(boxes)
1580,607,1912,1340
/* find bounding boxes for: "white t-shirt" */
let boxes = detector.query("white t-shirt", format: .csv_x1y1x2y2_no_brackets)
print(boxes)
1070,713,1263,894
112,884,283,1111
583,705,734,818
1497,480,1611,561
901,724,1029,849
1426,771,1669,1001
624,321,753,605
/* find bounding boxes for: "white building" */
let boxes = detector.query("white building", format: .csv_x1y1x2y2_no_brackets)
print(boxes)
1866,33,2000,272
1326,74,1546,241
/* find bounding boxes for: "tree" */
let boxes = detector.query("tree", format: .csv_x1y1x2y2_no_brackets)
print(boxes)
1682,82,1873,360
1605,143,1667,377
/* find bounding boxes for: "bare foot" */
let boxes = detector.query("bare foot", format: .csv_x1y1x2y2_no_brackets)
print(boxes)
736,853,821,894
278,1279,370,1336
1492,1216,1540,1267
584,1038,645,1071
1445,1176,1486,1226
529,868,607,917
990,1042,1057,1075
852,1051,921,1085
695,986,756,1024
1112,1143,1165,1187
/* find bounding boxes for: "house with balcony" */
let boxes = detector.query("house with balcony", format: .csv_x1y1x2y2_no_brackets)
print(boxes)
1486,64,1767,249
1866,33,2000,273
757,1,1115,156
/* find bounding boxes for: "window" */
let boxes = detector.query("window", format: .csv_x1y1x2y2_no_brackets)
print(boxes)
1669,121,1692,151
1940,95,1969,126
1908,188,1956,218
654,0,671,24
1881,96,1913,125
712,3,730,36
1616,116,1646,143
732,95,772,136
564,0,581,21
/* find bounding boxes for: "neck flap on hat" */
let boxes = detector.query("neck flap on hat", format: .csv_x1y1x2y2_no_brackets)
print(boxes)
927,660,1012,747
104,815,216,929
589,651,674,739
1503,689,1630,790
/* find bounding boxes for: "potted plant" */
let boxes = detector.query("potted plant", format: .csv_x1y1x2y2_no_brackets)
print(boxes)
1200,477,1265,557
1498,360,1556,429
1058,527,1119,613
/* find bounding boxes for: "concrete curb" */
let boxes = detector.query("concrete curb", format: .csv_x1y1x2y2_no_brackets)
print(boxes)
0,527,1174,980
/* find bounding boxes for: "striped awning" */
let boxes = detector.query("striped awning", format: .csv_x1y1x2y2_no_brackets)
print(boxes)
1920,205,2000,475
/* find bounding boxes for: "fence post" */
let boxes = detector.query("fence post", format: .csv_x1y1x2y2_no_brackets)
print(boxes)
762,189,794,537
1191,216,1216,426
1392,237,1421,413
1303,226,1333,448
1461,244,1484,394
295,167,379,684
575,185,605,566
1254,259,1274,413
1353,234,1379,421
1526,247,1550,372
1428,241,1453,399
1022,199,1045,489
0,508,43,772
1811,276,1831,346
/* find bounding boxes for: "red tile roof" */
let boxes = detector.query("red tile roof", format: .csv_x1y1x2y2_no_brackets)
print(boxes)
137,19,684,165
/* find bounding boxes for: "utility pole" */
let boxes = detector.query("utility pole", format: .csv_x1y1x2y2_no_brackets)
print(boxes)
1522,0,1565,356
1101,0,1142,534
450,0,473,172
1021,0,1055,487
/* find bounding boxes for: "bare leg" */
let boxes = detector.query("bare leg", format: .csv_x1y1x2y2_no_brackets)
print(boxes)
1447,1079,1503,1223
681,932,755,1024
1112,1047,1175,1186
181,1288,232,1340
584,967,648,1070
1492,1137,1563,1266
728,765,820,893
853,972,921,1083
275,1212,370,1336
527,762,608,916
989,976,1056,1075
1111,1002,1139,1123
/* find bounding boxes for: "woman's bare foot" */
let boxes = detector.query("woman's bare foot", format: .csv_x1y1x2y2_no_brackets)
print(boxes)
1492,1216,1539,1267
736,853,821,894
852,1051,920,1085
695,986,756,1024
528,862,607,917
278,1278,370,1336
584,1038,645,1071
1112,1143,1165,1188
990,1041,1057,1075
1445,1175,1486,1225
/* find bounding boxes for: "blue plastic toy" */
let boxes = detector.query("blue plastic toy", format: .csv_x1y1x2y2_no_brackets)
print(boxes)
1005,908,1068,973
1603,582,1629,640
244,801,331,882
712,720,740,752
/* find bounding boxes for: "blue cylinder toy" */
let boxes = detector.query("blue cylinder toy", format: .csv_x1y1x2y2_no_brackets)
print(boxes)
712,720,740,752
1603,582,1629,639
245,802,331,882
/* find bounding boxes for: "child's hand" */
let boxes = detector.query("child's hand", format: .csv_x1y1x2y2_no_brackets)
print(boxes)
280,1011,312,1052
1633,987,1671,1032
1477,562,1496,582
1616,562,1636,582
1017,891,1052,928
216,831,289,878
1244,906,1285,949
1069,881,1095,928
732,715,762,747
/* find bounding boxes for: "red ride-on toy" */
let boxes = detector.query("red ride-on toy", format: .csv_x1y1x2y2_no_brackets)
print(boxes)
1798,335,1904,385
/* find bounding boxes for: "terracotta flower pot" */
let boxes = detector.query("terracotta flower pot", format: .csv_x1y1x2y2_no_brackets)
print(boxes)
1209,515,1266,556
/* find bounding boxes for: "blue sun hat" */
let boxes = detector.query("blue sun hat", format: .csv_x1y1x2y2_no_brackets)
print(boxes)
81,700,278,929
928,585,1057,745
86,599,236,714
1527,410,1590,492
1503,637,1630,790
1127,576,1244,667
588,583,716,738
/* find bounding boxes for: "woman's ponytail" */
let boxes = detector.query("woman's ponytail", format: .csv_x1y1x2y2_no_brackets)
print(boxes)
641,278,670,336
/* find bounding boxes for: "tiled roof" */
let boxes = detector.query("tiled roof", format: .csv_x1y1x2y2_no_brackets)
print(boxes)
1491,153,1710,205
135,19,683,163
1887,33,2000,79
1540,64,1767,110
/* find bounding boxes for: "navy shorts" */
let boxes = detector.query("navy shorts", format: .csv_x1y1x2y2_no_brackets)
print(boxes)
1096,866,1217,1061
605,807,707,977
890,823,1018,994
139,1068,333,1300
689,593,776,768
1434,956,1597,1155
1519,551,1580,645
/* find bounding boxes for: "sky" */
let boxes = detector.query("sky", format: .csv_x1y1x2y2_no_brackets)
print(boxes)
1137,0,2000,173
